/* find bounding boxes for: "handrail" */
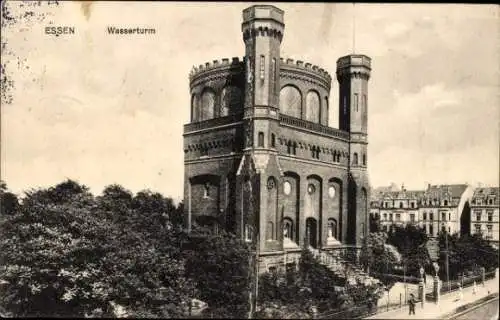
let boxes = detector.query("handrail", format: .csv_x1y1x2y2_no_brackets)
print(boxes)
184,113,244,133
279,114,349,140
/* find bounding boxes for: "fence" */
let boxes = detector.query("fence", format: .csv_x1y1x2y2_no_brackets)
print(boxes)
425,269,496,301
370,272,421,284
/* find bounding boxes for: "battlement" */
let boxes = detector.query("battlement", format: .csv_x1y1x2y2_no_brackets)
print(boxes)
279,57,332,82
189,57,244,80
336,54,371,70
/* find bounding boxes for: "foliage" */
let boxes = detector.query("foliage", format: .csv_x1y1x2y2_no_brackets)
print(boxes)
0,179,192,318
0,181,19,216
386,224,431,277
184,231,252,318
438,232,499,280
369,213,380,233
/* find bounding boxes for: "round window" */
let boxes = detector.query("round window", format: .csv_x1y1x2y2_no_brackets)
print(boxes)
307,184,316,195
283,181,291,195
328,186,336,198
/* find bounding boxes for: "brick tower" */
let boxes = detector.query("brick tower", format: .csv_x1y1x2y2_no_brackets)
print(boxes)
337,55,372,245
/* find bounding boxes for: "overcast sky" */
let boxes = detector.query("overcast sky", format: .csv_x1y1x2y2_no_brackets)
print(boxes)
1,2,498,201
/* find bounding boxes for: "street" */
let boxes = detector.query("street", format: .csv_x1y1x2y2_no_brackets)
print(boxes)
450,297,499,320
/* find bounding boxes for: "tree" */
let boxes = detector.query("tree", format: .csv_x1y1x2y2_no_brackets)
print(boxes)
387,224,430,276
0,181,19,216
0,180,195,318
184,231,252,318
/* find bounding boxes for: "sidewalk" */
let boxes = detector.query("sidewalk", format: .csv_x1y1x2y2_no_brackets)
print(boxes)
366,277,499,319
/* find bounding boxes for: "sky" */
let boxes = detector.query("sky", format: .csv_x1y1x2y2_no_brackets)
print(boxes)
1,2,499,202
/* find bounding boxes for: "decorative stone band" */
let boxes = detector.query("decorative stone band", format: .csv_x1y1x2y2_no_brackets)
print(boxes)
189,56,332,91
189,57,245,85
242,26,283,42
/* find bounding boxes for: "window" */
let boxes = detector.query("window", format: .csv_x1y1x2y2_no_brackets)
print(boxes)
260,55,265,80
396,213,401,221
271,133,276,148
448,213,451,221
441,225,446,234
487,225,493,239
362,154,366,165
474,224,481,234
327,219,337,239
389,214,393,221
488,199,493,205
203,183,210,198
399,202,403,209
292,142,297,155
287,141,292,154
353,153,358,165
283,218,293,240
444,199,448,206
442,212,446,221
430,212,434,221
258,132,264,147
271,58,276,95
423,212,427,220
411,202,415,209
354,93,359,112
410,214,415,222
476,212,482,221
487,211,493,222
362,94,367,112
383,213,387,220
477,199,483,205
448,226,451,233
245,224,253,242
429,225,434,236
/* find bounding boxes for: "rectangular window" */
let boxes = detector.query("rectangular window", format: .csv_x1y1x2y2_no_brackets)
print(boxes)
429,224,434,236
354,93,359,112
260,55,265,80
487,225,493,239
271,133,276,148
423,212,427,220
383,213,387,220
475,224,481,234
389,214,393,221
442,212,446,221
245,224,253,242
396,213,401,221
476,213,481,221
258,131,264,147
410,214,415,222
362,94,367,112
430,212,434,221
272,58,276,96
449,213,451,221
487,211,493,222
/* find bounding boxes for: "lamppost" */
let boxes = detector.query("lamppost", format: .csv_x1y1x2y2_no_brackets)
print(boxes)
433,262,440,304
419,267,425,309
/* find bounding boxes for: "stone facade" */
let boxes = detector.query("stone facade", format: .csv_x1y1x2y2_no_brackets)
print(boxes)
470,187,499,248
370,184,474,238
183,5,371,270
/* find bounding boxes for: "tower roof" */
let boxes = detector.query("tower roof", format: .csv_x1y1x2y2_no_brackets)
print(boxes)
242,5,284,25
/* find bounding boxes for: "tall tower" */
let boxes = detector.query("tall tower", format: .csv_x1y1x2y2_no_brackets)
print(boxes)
237,5,285,252
336,54,371,245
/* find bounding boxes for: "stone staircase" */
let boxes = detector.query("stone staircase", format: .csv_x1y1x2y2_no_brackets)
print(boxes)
308,246,381,286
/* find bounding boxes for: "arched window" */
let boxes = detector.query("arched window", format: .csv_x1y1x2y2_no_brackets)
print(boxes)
271,133,276,148
353,153,358,165
399,202,403,209
258,132,264,147
443,199,448,206
200,89,215,120
203,183,210,198
283,218,293,240
322,96,329,126
305,90,320,123
279,85,302,118
191,94,199,122
327,218,337,239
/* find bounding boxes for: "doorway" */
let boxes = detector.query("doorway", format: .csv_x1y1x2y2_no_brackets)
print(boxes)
306,217,318,248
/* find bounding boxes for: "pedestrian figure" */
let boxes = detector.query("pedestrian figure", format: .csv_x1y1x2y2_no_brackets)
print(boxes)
473,281,477,295
457,285,463,301
408,293,416,315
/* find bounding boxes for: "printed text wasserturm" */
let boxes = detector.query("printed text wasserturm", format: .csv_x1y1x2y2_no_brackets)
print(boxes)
107,27,156,35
